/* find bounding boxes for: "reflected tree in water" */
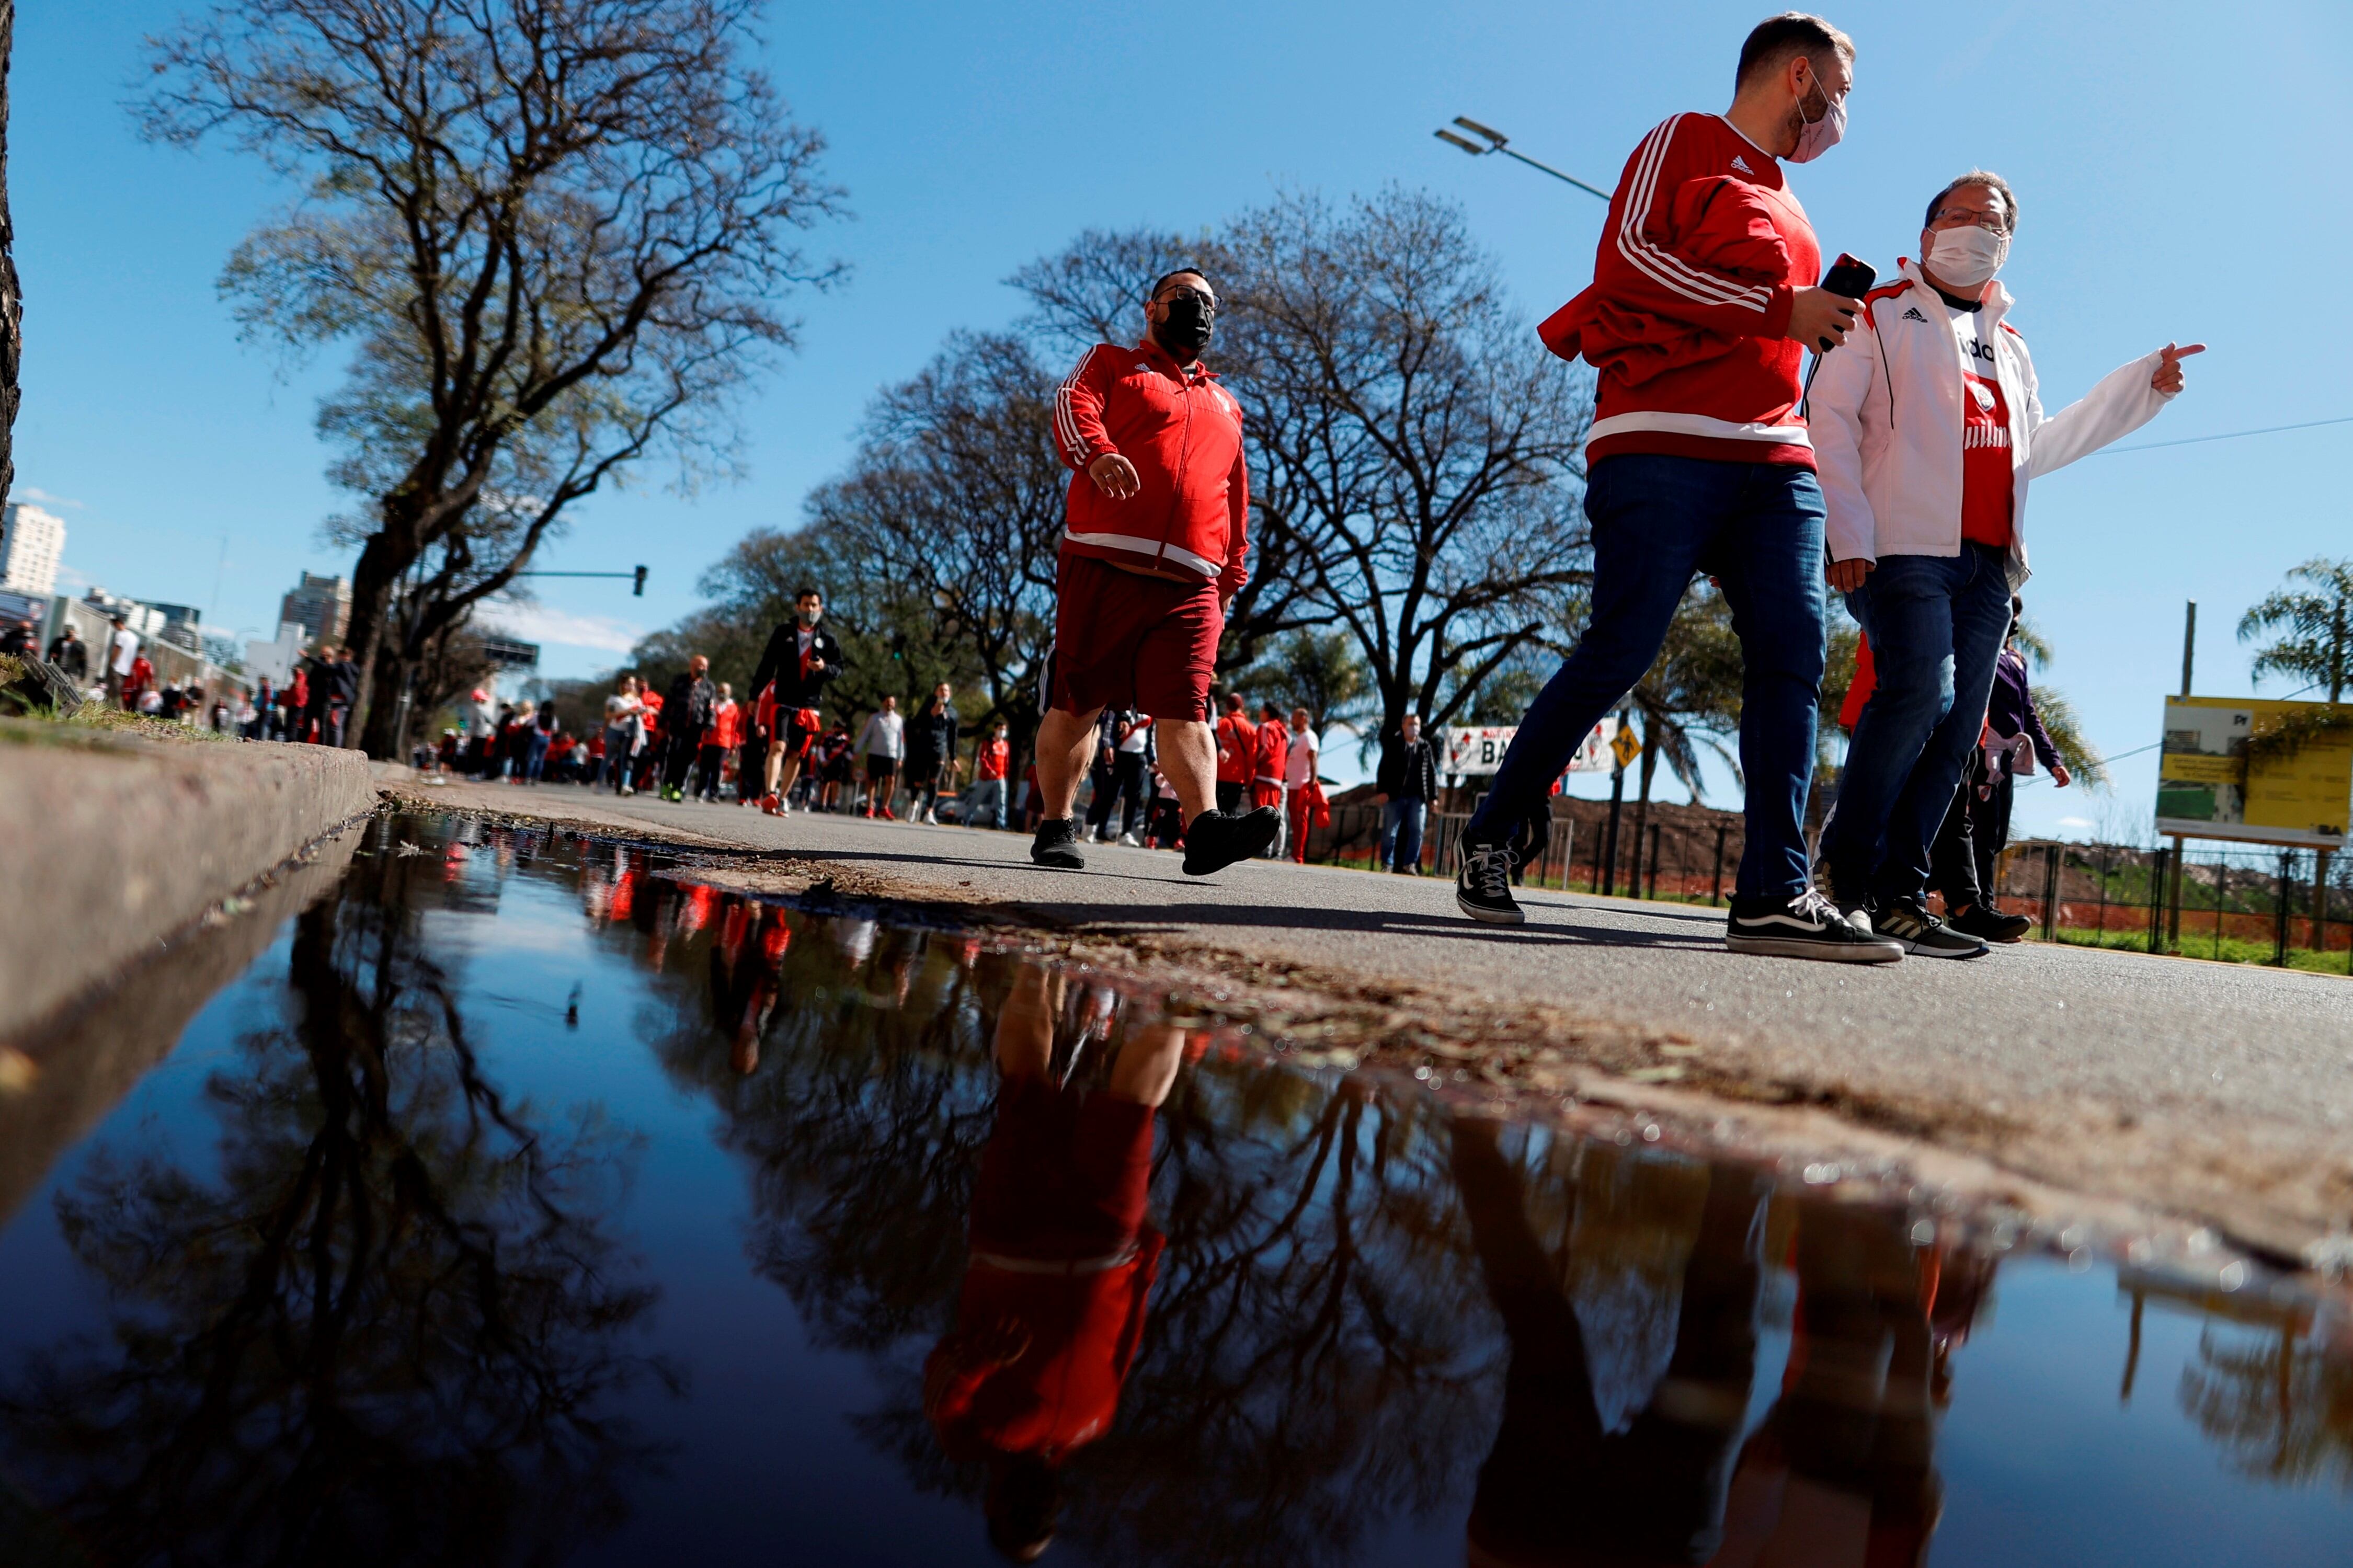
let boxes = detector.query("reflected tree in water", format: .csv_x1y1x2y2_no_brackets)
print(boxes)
2180,1323,2353,1491
0,854,672,1566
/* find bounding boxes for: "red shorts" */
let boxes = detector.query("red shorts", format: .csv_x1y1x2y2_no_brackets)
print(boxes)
1048,552,1220,721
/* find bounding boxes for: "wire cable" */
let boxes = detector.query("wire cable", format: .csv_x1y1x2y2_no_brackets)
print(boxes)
2096,414,2353,456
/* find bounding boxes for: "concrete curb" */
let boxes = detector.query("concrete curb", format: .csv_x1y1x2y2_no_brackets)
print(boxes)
0,719,379,1041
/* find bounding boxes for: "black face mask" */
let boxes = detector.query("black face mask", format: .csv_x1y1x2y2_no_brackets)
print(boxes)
1152,296,1214,359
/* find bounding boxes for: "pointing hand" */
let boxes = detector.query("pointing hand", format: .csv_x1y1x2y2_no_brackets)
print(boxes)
2151,342,2205,395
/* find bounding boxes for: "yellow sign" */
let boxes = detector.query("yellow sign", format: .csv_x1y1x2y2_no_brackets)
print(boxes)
1609,724,1642,771
2155,696,2352,849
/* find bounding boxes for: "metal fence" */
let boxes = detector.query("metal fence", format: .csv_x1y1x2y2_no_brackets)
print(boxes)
1981,839,2352,969
1303,799,1746,905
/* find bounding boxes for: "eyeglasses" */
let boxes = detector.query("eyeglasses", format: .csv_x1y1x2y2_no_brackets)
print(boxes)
1930,205,2009,231
1156,286,1218,313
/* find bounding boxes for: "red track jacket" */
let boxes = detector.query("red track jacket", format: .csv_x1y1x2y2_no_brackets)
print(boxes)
1537,113,1820,468
1053,340,1250,597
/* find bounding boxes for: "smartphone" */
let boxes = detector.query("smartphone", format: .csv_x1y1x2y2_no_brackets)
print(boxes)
1808,253,1876,352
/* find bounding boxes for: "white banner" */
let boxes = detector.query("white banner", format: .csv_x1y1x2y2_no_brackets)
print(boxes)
1443,718,1618,777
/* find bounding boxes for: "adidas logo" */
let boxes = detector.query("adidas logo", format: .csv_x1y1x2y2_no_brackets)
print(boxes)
1901,306,1928,322
1730,154,1755,174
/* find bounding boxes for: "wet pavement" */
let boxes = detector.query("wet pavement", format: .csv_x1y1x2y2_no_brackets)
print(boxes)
3,811,2350,1565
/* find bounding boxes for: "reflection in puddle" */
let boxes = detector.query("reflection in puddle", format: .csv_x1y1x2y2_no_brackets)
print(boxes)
2,814,2349,1566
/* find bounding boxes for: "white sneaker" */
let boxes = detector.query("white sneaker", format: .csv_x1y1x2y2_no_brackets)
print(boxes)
923,808,939,825
1118,831,1143,847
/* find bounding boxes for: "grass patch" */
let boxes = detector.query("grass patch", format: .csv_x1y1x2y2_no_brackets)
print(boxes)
2051,925,2349,972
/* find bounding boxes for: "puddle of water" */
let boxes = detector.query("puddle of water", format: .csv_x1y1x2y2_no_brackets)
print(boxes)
3,812,2350,1566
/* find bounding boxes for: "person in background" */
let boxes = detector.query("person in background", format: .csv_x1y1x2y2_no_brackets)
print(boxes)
601,675,644,794
122,649,155,717
1147,765,1185,849
1213,692,1254,815
527,701,558,785
1081,708,1122,843
632,681,665,795
1283,706,1322,864
0,614,34,656
906,682,961,825
1252,700,1289,857
45,623,89,685
1812,167,2197,958
659,655,716,802
701,681,739,802
815,720,854,812
745,585,847,815
280,659,308,740
1929,602,2065,941
857,695,905,819
1106,711,1153,846
1379,713,1439,875
248,676,276,739
323,647,359,747
106,615,139,708
963,720,1012,830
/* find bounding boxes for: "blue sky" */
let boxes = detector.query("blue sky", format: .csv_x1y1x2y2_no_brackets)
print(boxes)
14,1,2350,836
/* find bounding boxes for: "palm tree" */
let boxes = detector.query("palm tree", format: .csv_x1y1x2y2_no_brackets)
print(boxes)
2238,557,2353,703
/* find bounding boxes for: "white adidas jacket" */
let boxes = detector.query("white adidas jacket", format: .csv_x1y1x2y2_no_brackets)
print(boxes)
1811,260,2176,586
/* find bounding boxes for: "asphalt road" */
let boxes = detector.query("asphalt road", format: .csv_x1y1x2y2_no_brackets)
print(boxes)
395,779,2353,1258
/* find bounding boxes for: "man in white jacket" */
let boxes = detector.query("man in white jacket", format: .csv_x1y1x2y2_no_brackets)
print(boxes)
1811,170,2201,956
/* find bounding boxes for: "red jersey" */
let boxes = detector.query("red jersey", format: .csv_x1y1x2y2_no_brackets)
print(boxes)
1214,714,1255,785
977,737,1009,782
707,699,741,750
1538,113,1820,468
1253,720,1288,785
1052,340,1250,596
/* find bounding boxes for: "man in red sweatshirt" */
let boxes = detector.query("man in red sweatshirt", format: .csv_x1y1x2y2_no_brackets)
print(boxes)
1030,267,1281,876
1452,13,1898,964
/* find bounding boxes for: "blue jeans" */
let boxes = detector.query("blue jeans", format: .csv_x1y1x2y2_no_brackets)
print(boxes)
1465,454,1827,902
1825,543,2013,906
525,731,551,782
1382,797,1428,871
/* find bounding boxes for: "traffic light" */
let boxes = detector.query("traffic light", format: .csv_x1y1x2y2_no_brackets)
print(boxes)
632,565,647,597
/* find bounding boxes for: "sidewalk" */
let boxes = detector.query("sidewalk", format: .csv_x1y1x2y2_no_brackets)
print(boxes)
385,777,2353,1265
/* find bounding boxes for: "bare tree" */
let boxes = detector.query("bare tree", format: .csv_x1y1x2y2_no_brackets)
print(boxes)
1216,189,1593,740
139,0,843,754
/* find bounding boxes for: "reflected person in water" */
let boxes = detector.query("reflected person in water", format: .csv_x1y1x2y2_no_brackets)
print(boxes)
924,965,1184,1561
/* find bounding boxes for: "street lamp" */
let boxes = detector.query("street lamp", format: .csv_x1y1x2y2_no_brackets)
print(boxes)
1433,116,1612,202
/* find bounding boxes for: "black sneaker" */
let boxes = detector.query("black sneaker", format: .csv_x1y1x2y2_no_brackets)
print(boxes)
1031,817,1086,871
1823,871,1876,932
1871,896,1990,959
1947,902,2034,943
1456,844,1524,925
1182,808,1281,876
1727,889,1903,963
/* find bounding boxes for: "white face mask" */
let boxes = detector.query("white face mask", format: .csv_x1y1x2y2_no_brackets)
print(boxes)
1926,224,2009,289
1787,75,1846,163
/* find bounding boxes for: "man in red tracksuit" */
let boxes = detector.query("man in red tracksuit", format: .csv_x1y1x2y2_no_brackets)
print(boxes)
1450,14,1899,966
1212,692,1254,815
1030,266,1280,876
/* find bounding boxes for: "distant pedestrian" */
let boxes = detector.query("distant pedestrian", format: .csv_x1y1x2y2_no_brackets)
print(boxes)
745,585,846,815
106,616,139,708
45,624,88,683
1213,692,1253,815
905,683,961,824
1252,701,1289,856
527,702,558,784
601,676,644,794
1284,707,1321,864
701,682,739,801
1379,713,1438,874
659,656,716,802
962,722,1011,830
857,696,905,819
1929,606,2066,940
122,651,155,716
